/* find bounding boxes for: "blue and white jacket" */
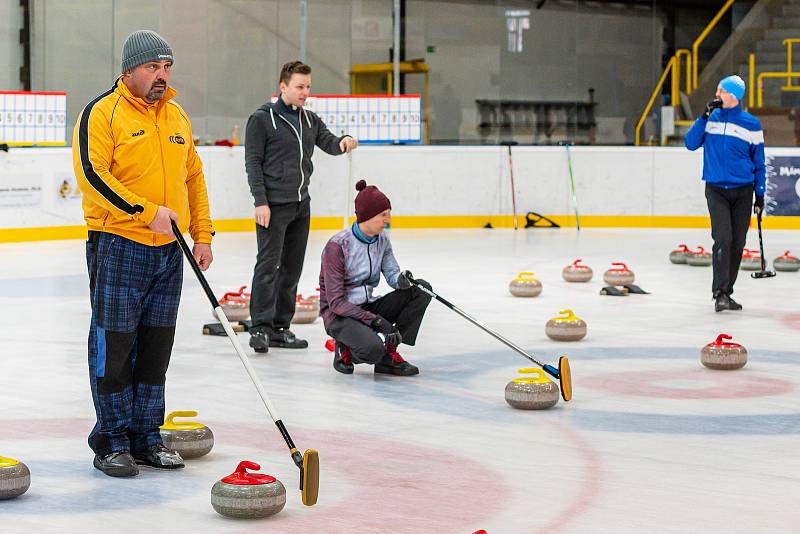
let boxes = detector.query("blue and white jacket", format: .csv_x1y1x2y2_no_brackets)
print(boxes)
684,104,766,196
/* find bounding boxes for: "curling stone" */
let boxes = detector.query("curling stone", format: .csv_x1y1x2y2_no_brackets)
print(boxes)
217,286,250,322
0,456,30,500
669,244,692,264
508,271,543,297
603,262,635,286
562,259,593,282
211,461,286,519
160,411,214,459
740,249,761,271
545,309,587,341
700,334,747,370
292,293,320,324
685,246,712,266
504,368,559,410
774,250,800,272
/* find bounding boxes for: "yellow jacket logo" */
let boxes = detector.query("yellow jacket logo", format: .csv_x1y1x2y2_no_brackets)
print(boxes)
131,129,144,137
169,133,185,145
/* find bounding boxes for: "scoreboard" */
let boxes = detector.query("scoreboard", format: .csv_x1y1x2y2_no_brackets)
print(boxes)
0,91,67,146
270,94,421,143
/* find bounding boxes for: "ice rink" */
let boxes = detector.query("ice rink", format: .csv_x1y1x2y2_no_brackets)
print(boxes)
2,226,799,533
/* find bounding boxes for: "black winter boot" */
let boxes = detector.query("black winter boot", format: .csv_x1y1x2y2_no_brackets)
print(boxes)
375,345,419,376
714,293,730,312
269,328,308,349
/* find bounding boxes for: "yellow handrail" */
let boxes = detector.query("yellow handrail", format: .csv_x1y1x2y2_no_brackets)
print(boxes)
757,71,800,107
675,49,692,96
783,38,800,89
635,56,676,146
749,53,755,109
692,0,735,90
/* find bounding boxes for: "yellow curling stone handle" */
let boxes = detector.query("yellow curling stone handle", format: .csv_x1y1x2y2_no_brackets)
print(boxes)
512,367,552,384
161,410,206,430
514,271,538,282
552,309,580,323
0,456,21,468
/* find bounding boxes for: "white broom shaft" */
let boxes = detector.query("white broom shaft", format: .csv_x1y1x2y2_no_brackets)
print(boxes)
214,306,281,423
343,151,353,229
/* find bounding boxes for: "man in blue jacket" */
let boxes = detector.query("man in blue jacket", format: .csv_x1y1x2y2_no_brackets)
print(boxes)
685,75,766,312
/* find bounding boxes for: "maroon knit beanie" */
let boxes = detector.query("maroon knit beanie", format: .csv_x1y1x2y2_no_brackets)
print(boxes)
354,180,391,222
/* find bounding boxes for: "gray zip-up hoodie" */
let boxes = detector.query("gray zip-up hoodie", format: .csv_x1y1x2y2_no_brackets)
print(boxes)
319,226,402,328
244,99,348,206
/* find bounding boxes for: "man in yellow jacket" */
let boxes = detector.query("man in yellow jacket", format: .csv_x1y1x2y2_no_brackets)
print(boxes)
72,30,214,477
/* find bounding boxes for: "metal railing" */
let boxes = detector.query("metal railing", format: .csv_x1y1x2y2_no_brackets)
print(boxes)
749,52,756,109
635,0,734,146
751,39,800,107
757,72,800,107
635,50,693,146
692,0,735,91
635,56,676,146
782,38,800,90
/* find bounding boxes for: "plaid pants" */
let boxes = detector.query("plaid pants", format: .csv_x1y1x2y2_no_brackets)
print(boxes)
86,231,182,456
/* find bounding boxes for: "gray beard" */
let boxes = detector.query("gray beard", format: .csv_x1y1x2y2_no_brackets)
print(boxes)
146,87,166,102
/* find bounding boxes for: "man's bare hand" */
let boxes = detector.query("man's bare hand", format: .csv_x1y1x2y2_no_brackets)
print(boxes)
149,206,178,236
340,136,358,153
193,243,213,271
255,205,271,228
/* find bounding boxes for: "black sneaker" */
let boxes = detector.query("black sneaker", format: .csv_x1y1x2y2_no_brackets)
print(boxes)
269,328,308,349
375,348,419,376
93,451,139,477
249,330,270,353
714,293,730,312
727,296,743,310
133,444,184,469
333,342,354,374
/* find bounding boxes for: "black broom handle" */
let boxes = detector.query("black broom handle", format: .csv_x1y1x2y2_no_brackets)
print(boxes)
170,220,218,307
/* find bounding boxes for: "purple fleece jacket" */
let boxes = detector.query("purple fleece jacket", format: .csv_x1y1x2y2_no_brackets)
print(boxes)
318,227,402,329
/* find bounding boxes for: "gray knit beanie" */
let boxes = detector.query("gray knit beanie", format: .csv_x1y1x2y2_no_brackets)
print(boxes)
121,30,173,72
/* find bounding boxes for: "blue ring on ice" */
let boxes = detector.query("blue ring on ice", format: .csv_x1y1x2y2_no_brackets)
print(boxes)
365,346,800,435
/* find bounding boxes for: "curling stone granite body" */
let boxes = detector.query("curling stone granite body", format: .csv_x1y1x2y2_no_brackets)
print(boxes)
216,287,251,322
160,411,214,459
505,368,559,410
220,303,249,322
603,263,635,286
0,456,30,500
545,309,587,341
740,250,761,271
292,295,320,324
685,247,712,266
669,245,691,264
508,272,543,297
701,334,747,370
562,259,593,282
774,251,800,272
211,461,286,519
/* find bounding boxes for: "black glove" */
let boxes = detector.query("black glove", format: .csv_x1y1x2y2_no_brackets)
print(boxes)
754,195,764,215
414,278,432,291
370,315,402,346
702,99,723,119
397,270,412,290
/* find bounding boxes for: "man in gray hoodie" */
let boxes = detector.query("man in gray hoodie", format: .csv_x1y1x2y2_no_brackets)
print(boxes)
245,61,358,352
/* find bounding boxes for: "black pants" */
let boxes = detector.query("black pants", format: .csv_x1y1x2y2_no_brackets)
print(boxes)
250,199,311,330
705,183,753,297
326,287,432,364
